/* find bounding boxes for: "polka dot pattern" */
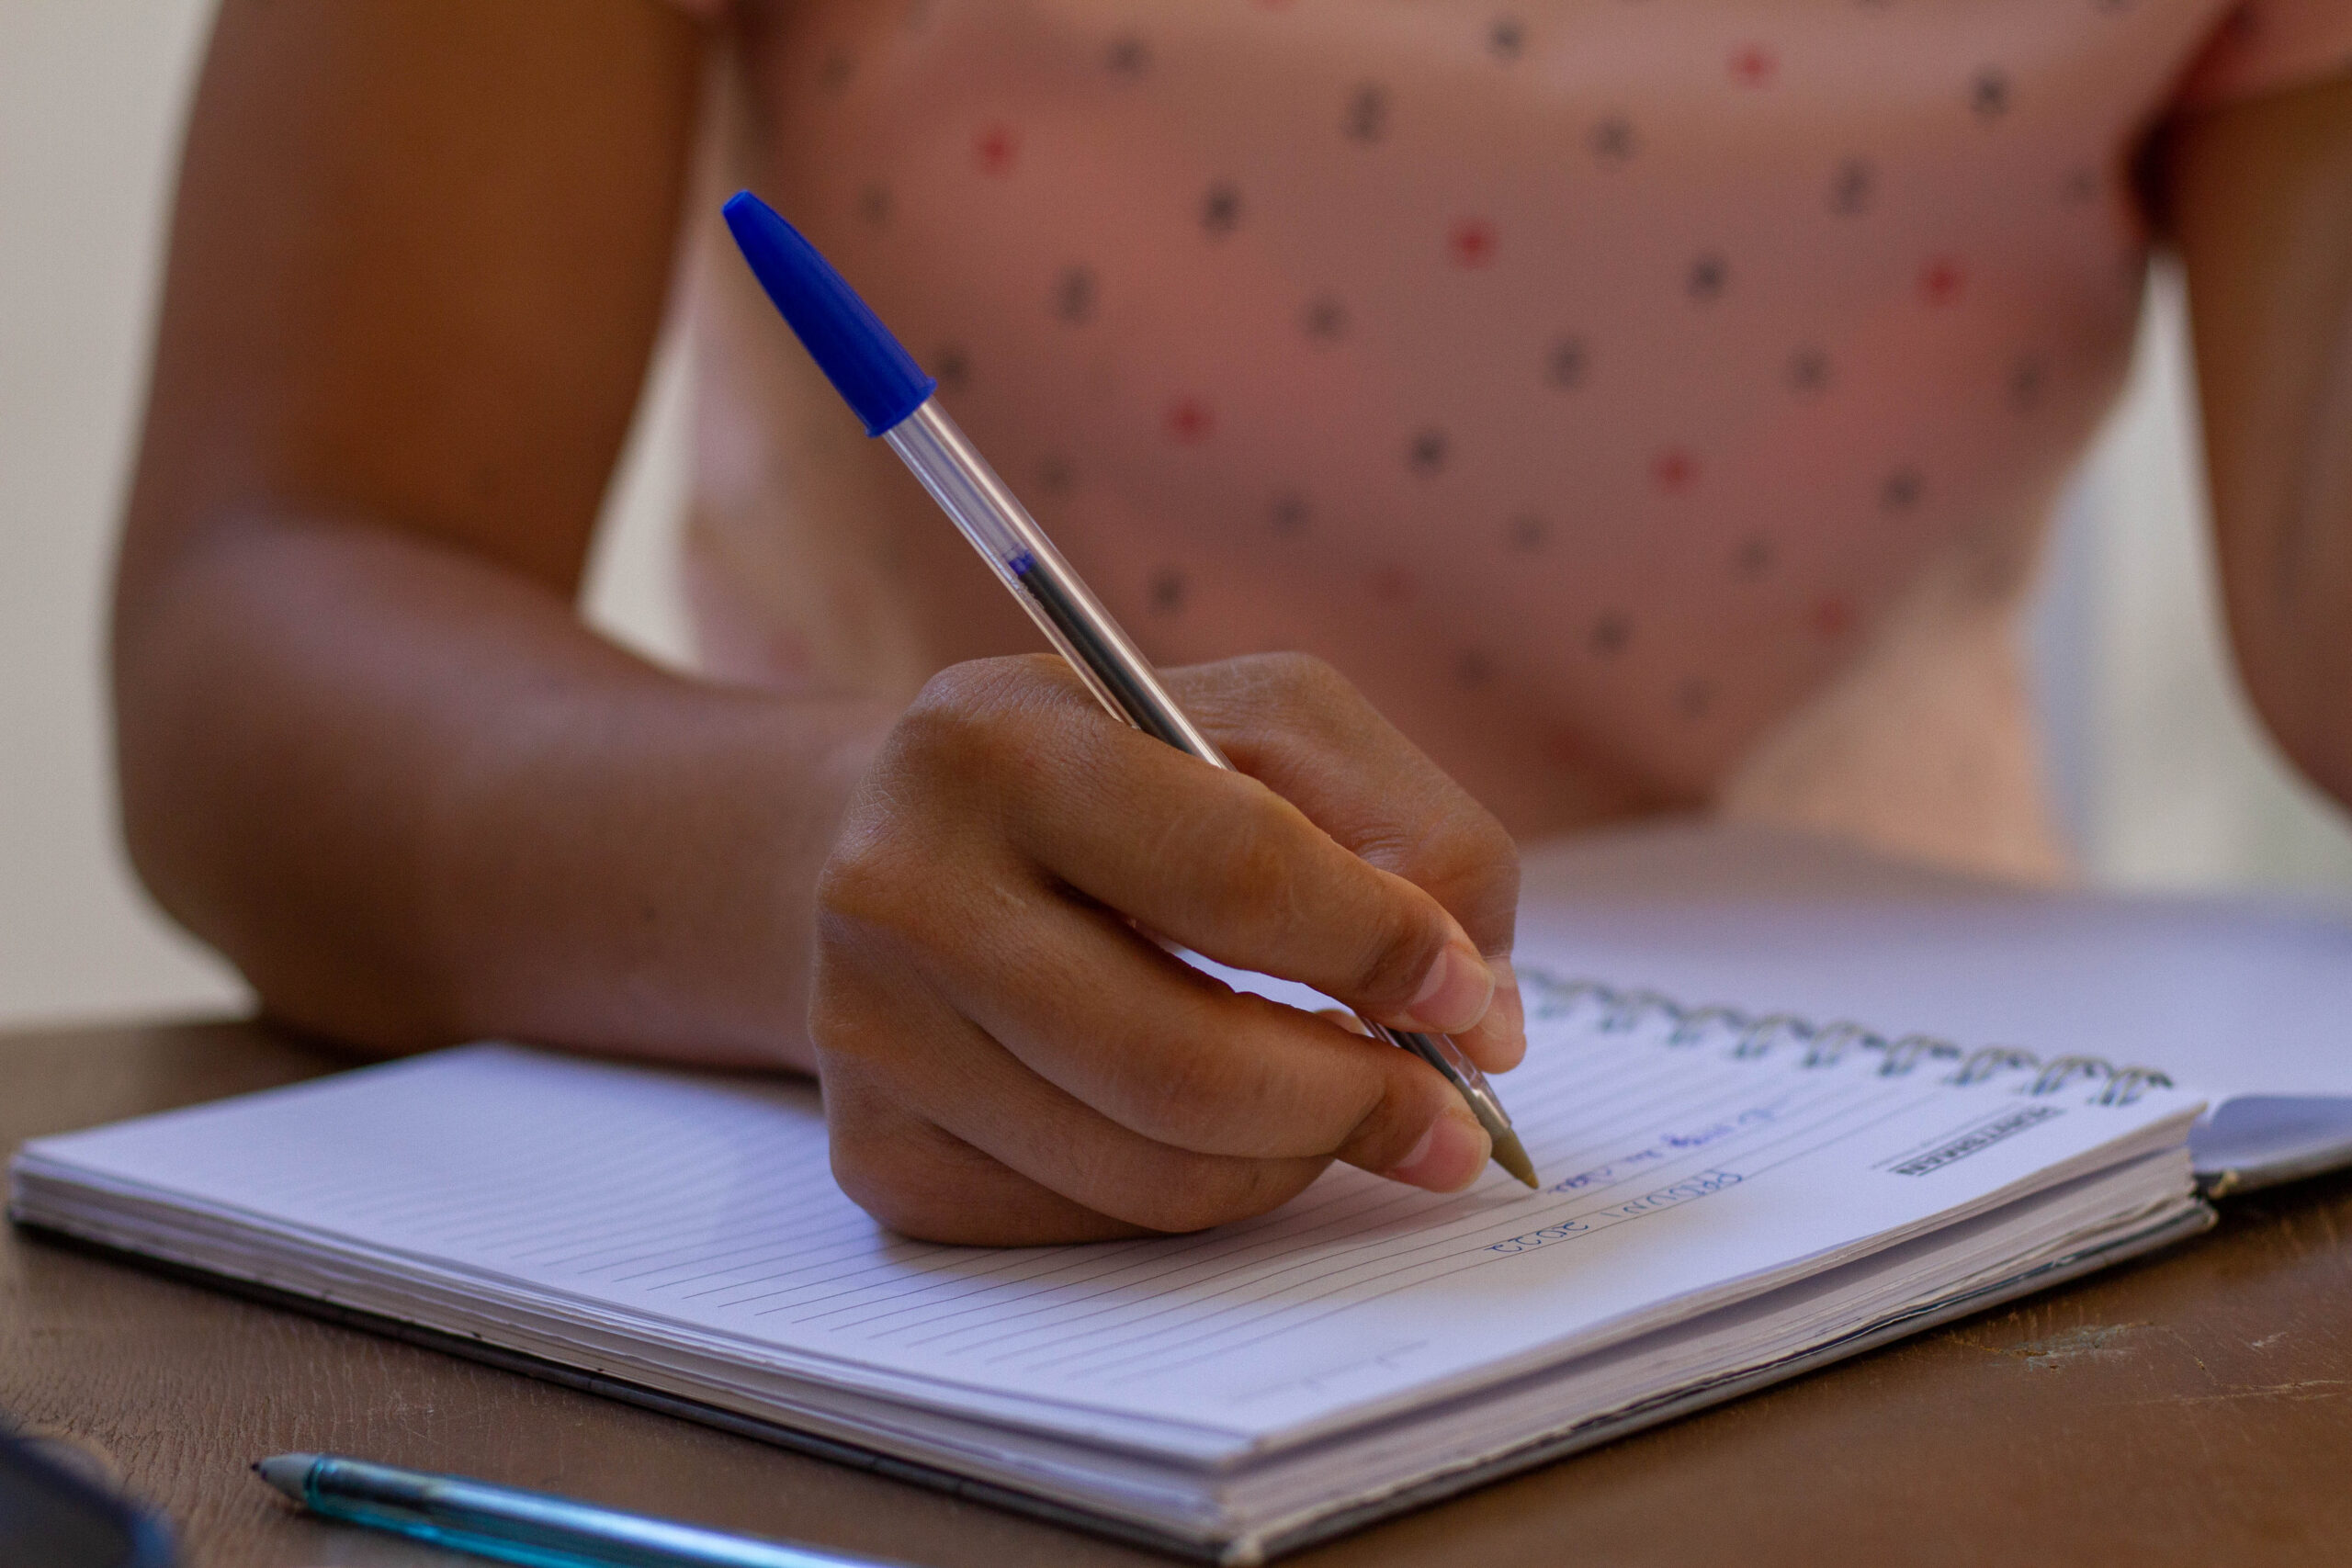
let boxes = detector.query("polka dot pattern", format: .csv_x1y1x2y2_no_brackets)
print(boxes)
685,0,2352,814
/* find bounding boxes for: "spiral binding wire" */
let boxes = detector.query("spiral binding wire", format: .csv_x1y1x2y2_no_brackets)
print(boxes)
1521,967,2172,1108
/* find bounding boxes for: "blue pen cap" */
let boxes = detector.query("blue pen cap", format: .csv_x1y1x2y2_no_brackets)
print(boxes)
722,190,937,437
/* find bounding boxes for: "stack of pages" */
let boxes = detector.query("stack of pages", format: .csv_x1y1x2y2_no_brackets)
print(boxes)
13,953,2208,1563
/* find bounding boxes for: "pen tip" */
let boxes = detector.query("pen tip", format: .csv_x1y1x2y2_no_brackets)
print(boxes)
1491,1130,1540,1190
254,1454,318,1500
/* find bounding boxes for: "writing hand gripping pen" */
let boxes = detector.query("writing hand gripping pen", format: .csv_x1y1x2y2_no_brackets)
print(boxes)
721,190,1536,1189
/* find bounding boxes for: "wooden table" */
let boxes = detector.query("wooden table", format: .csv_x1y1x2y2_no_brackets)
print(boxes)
7,1018,2352,1567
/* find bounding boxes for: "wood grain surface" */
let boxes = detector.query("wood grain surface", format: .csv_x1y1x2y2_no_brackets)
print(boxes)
6,1018,2352,1567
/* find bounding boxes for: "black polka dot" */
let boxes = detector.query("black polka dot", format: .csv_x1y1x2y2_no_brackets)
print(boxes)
1830,158,1875,216
1676,680,1714,719
1344,84,1389,143
1407,429,1451,477
1036,455,1075,496
1545,336,1589,389
1589,116,1638,164
1104,33,1151,76
1590,615,1631,656
1971,67,2011,120
1734,536,1775,581
1787,348,1832,395
1488,17,1526,59
1687,252,1729,303
933,345,971,393
1302,293,1349,343
1271,492,1311,535
1454,649,1495,687
856,183,893,229
1201,182,1242,238
817,49,856,92
1507,513,1546,551
1880,466,1925,512
2007,355,2047,412
1053,265,1096,324
1148,569,1186,614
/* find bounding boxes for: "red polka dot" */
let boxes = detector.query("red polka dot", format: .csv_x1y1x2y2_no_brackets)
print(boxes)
974,124,1019,176
1165,397,1215,442
1920,257,1966,305
1449,218,1498,268
1651,447,1700,493
1729,44,1778,86
1371,563,1416,604
1809,596,1854,639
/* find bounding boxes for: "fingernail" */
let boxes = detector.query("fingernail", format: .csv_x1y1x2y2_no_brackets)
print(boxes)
1400,938,1494,1034
1385,1108,1492,1193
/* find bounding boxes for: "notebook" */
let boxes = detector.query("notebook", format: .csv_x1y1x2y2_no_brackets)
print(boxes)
12,943,2210,1562
1511,819,2352,1191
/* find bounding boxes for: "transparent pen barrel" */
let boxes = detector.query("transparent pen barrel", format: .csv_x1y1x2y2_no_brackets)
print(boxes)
884,402,1229,765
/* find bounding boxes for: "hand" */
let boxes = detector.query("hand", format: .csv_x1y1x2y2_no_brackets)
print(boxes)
809,651,1525,1244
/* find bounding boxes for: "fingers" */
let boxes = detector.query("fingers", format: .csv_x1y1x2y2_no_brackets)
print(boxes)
931,887,1478,1168
816,959,1432,1241
1023,757,1499,1038
1450,955,1526,1073
899,660,1509,1044
821,1059,1156,1245
820,845,1489,1177
1162,654,1526,1068
1164,653,1523,956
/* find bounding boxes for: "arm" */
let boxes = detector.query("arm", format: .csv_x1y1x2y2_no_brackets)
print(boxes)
2168,69,2352,805
118,0,1527,1242
116,0,886,1066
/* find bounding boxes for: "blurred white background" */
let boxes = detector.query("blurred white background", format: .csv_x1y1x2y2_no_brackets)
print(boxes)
5,2,2350,1028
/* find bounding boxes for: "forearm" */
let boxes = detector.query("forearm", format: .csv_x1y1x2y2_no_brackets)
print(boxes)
2171,73,2352,801
115,513,890,1070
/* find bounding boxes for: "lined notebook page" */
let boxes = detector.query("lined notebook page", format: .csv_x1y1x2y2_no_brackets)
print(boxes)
19,970,2197,1450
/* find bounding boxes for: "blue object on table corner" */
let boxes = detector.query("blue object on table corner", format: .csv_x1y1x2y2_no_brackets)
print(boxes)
0,1426,175,1568
720,190,936,437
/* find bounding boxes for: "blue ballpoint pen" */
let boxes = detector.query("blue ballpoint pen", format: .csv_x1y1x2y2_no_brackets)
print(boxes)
255,1453,894,1568
720,190,1536,1189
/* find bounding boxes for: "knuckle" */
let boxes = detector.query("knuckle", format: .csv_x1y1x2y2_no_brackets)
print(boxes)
1262,649,1348,696
893,654,1111,816
813,833,909,935
1248,651,1355,724
896,662,1020,776
1404,810,1521,937
906,653,1057,724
